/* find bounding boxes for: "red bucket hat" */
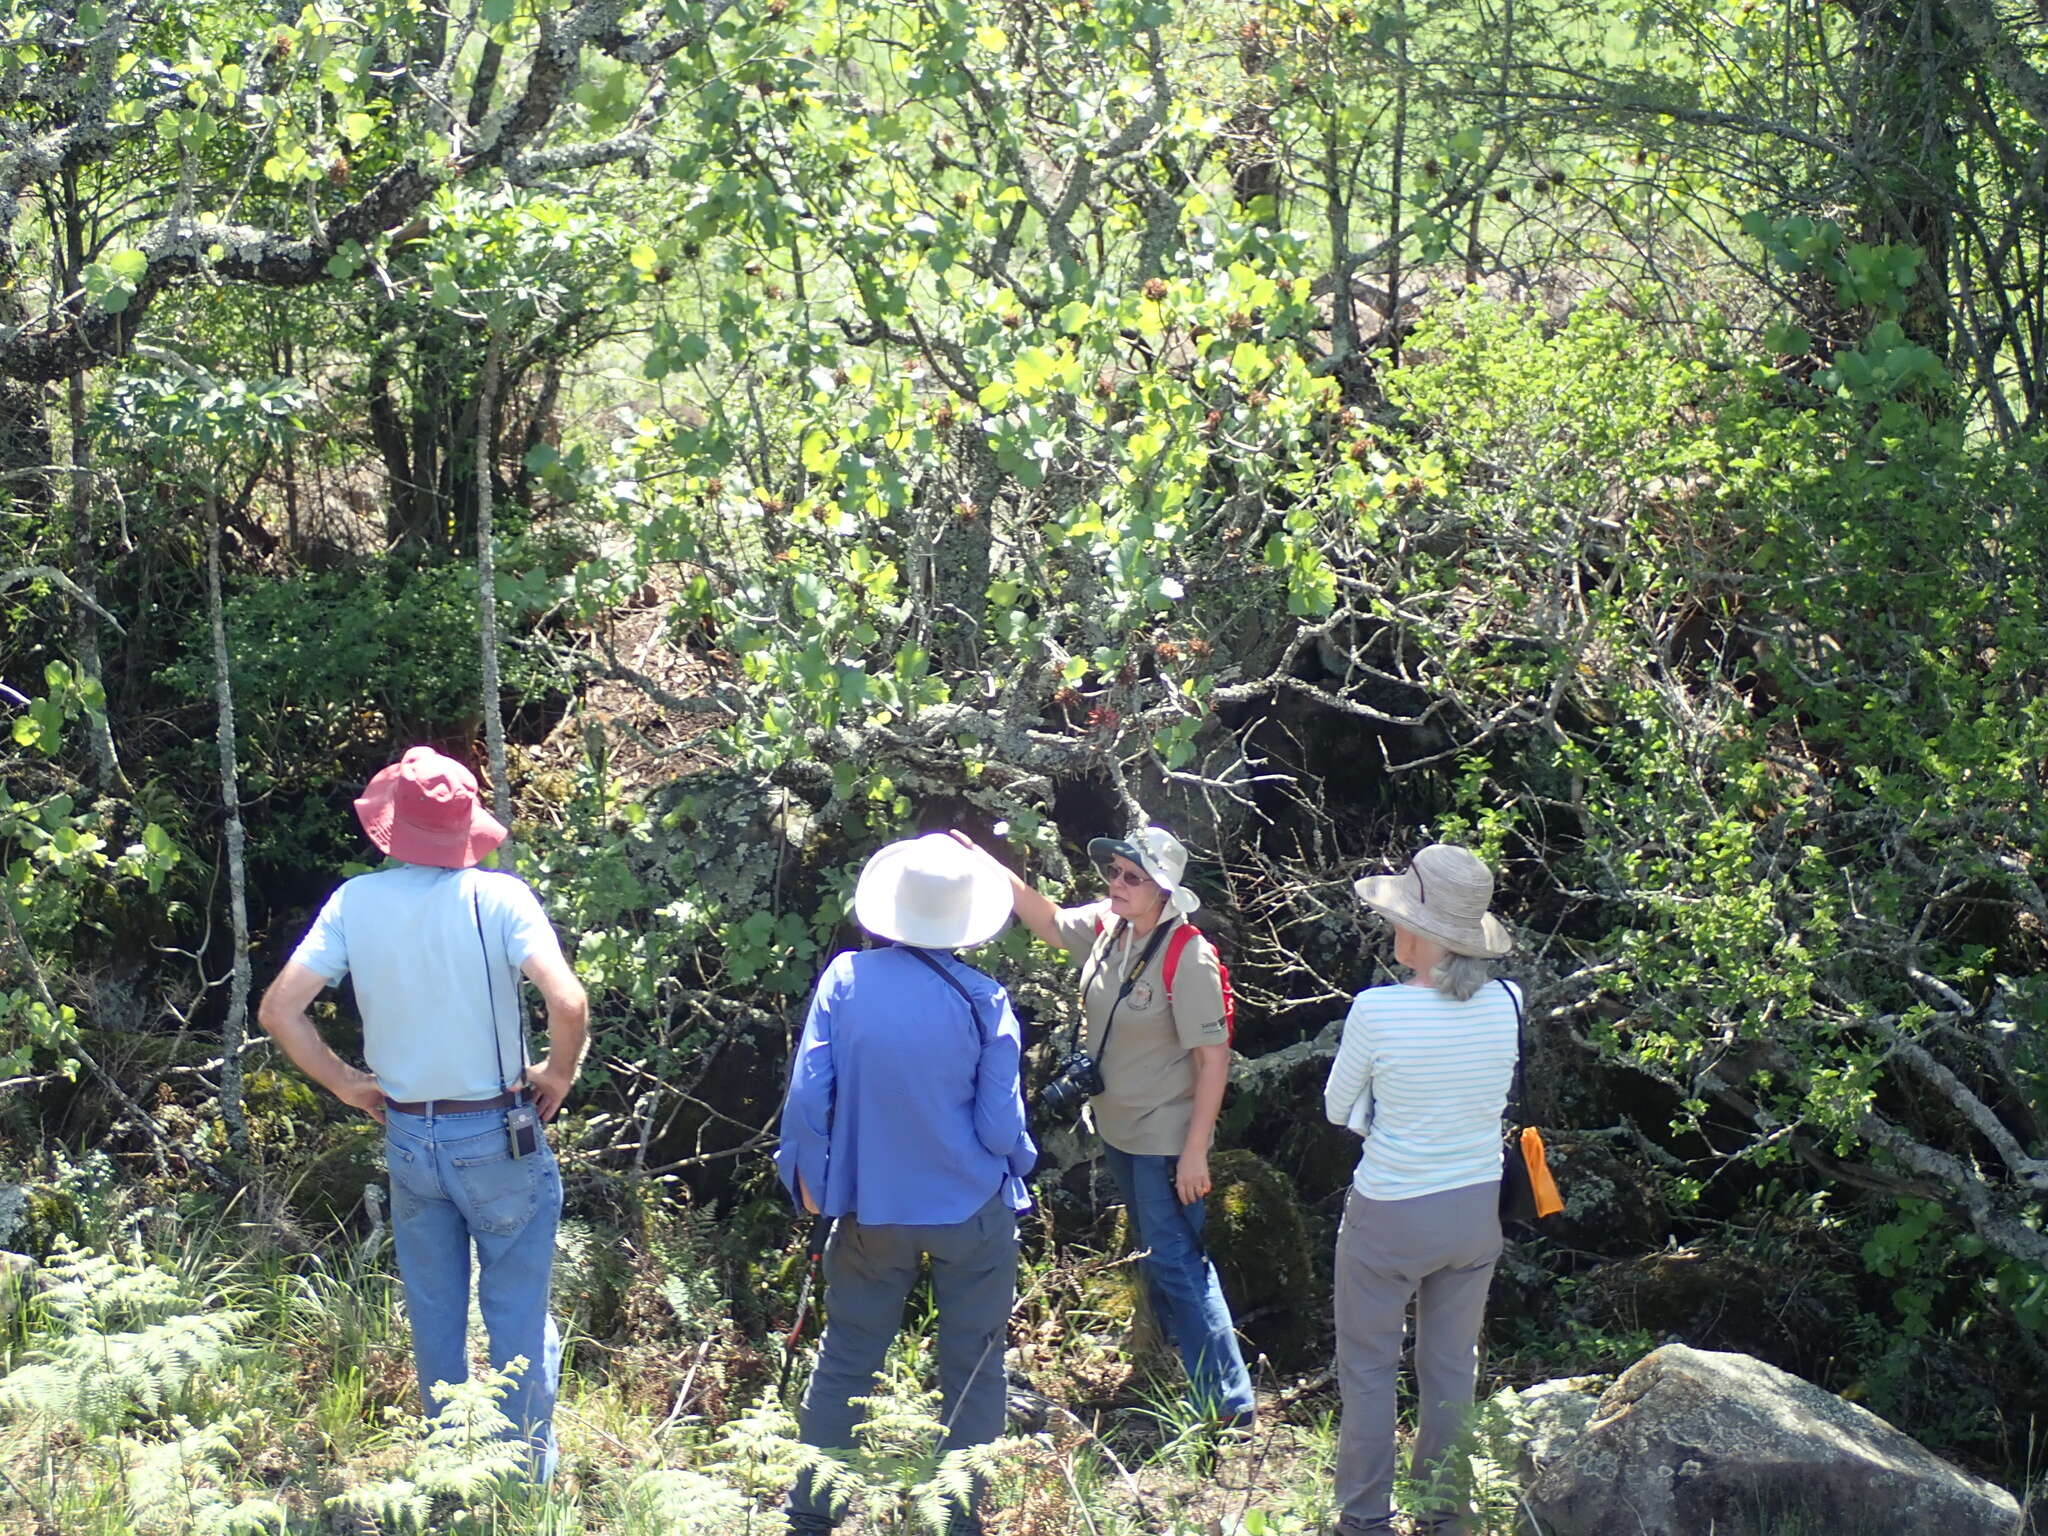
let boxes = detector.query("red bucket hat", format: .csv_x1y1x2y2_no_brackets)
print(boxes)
353,747,507,869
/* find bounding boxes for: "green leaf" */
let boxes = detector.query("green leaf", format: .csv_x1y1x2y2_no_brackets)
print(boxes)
340,110,375,146
1762,320,1809,356
27,698,63,755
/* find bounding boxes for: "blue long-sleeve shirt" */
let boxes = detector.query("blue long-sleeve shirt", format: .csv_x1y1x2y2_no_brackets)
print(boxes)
775,946,1035,1224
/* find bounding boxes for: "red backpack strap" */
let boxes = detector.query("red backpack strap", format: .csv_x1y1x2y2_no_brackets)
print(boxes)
1161,922,1197,991
1163,922,1236,1043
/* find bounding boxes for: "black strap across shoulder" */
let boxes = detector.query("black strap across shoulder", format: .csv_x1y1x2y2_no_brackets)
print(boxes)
469,878,526,1095
1077,917,1177,1061
902,944,989,1045
1500,977,1527,1125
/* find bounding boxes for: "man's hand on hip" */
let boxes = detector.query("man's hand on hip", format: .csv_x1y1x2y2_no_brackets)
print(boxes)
524,1056,577,1121
335,1069,387,1125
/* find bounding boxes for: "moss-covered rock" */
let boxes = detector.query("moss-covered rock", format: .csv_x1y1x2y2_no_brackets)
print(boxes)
284,1120,388,1228
1092,1146,1325,1371
1205,1146,1323,1368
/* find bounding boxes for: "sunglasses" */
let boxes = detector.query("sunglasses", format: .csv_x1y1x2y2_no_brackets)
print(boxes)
1096,861,1152,889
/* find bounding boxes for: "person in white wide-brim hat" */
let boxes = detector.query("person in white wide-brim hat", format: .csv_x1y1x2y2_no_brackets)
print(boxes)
1323,843,1520,1536
775,833,1035,1536
958,820,1257,1431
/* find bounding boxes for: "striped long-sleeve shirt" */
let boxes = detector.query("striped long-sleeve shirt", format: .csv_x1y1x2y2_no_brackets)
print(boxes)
1322,979,1520,1201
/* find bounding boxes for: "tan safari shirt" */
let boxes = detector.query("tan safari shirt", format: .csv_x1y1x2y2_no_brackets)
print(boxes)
1051,900,1230,1156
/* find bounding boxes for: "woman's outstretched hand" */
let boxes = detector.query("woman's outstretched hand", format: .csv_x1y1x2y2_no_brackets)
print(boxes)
955,827,1063,945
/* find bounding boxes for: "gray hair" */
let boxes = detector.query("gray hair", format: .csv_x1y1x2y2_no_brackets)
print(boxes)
1434,952,1496,1002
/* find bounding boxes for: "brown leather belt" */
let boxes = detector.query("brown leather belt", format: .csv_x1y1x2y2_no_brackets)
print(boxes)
383,1088,524,1116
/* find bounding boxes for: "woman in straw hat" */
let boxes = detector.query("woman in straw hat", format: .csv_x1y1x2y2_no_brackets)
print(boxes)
1323,843,1518,1536
775,833,1035,1536
964,823,1256,1429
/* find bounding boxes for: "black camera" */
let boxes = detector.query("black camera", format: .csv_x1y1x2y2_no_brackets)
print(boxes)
505,1101,541,1160
1040,1050,1105,1120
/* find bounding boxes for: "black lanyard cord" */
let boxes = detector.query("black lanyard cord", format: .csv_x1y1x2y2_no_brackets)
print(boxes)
1076,917,1176,1062
470,880,526,1095
901,945,988,1045
1501,977,1526,1123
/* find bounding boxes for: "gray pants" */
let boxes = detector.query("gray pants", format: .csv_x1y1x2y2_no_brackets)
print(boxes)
788,1191,1018,1532
1333,1181,1502,1535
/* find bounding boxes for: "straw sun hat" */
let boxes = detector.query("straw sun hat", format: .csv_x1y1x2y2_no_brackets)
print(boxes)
1353,843,1512,958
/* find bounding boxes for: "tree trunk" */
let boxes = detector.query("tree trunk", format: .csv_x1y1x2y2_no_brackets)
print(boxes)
475,329,513,856
928,430,998,672
1854,0,1959,359
205,483,252,1155
67,369,126,791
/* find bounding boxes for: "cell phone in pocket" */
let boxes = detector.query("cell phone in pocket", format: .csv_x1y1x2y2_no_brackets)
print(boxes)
506,1102,541,1160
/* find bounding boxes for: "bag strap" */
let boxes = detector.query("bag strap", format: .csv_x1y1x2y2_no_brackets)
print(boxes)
1161,921,1197,999
1500,976,1526,1126
902,945,989,1045
1090,917,1176,1060
470,880,519,1096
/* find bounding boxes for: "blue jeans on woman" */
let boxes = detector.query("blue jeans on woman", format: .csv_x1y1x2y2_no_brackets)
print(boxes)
1099,1142,1256,1423
383,1105,563,1477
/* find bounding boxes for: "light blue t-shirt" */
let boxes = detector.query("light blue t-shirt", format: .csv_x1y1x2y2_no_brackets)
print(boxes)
289,864,566,1103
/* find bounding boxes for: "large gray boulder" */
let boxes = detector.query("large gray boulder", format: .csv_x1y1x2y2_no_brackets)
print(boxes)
1523,1343,2020,1536
1486,1376,1608,1485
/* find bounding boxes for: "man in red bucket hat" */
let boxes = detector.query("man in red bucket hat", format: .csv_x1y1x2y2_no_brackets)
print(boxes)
259,746,586,1479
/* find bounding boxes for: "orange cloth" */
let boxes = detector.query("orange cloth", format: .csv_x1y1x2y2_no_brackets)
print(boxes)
1520,1126,1564,1218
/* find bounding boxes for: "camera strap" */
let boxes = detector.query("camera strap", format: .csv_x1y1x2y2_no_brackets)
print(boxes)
470,880,524,1098
902,945,988,1045
1082,916,1177,1062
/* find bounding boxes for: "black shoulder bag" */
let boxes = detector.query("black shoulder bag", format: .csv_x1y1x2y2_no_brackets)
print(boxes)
1498,979,1561,1224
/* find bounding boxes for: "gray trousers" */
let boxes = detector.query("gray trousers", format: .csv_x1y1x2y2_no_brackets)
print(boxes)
1333,1181,1502,1535
788,1191,1018,1532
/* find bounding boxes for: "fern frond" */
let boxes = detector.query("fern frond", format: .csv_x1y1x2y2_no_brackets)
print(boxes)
192,1497,291,1536
110,1413,244,1530
327,1478,429,1532
620,1468,785,1536
714,1387,809,1496
0,1304,255,1428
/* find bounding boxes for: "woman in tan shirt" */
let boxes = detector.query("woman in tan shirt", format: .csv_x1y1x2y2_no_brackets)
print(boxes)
965,823,1255,1427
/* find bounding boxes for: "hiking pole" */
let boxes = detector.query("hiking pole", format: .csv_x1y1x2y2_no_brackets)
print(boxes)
778,1213,834,1396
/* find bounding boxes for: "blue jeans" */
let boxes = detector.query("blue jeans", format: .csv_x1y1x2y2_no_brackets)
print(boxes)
1100,1143,1256,1422
383,1105,562,1476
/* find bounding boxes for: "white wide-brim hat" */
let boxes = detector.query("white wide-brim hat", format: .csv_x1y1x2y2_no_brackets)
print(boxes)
1087,825,1202,916
1354,842,1512,958
854,833,1013,949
